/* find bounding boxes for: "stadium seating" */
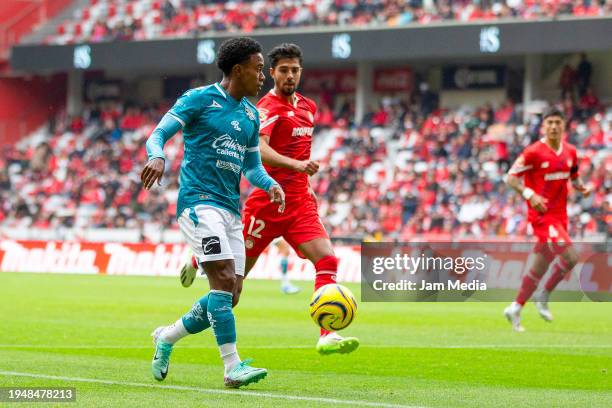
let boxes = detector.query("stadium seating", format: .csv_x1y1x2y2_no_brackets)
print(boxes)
1,97,609,240
46,0,612,45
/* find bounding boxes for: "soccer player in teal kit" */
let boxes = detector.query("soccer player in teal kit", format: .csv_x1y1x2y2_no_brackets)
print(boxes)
140,37,285,388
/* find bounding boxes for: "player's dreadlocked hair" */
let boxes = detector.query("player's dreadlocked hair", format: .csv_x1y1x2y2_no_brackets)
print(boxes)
268,43,303,68
216,37,263,76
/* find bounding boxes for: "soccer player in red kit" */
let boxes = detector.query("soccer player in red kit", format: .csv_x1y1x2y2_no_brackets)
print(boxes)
181,43,359,354
503,108,592,332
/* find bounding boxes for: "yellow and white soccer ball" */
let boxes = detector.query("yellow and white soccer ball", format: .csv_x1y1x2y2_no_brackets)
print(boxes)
309,284,357,331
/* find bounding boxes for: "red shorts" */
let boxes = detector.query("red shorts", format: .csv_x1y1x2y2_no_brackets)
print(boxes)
242,190,329,258
531,216,572,256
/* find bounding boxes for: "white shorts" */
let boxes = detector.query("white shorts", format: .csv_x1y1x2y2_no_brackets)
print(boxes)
178,204,245,276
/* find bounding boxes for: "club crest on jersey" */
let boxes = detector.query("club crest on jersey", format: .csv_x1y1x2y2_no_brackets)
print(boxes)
567,160,572,167
231,120,241,132
287,111,295,117
258,108,269,122
245,106,256,121
308,112,314,122
541,162,549,168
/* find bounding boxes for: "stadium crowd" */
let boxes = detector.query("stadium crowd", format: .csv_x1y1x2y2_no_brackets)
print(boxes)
1,89,610,241
48,0,612,44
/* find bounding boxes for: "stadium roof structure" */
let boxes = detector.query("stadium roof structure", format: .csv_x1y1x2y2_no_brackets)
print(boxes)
10,16,612,74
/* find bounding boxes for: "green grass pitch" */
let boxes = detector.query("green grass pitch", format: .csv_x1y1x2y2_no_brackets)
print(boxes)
0,272,610,407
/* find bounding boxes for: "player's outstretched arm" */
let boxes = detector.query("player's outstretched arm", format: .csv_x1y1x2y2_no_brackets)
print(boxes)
141,113,183,189
243,147,285,212
259,135,319,175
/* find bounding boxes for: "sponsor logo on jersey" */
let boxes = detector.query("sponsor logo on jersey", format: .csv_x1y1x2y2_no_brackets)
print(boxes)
541,162,549,168
216,159,241,174
212,134,246,161
544,171,570,181
245,106,256,120
291,127,314,137
202,236,221,255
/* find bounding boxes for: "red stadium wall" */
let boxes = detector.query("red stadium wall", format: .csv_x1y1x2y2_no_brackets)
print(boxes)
0,0,73,60
0,74,66,144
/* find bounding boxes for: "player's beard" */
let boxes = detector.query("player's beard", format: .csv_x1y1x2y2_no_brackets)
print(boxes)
281,83,296,96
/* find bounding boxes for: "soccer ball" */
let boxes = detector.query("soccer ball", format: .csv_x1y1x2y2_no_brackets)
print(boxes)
309,284,357,331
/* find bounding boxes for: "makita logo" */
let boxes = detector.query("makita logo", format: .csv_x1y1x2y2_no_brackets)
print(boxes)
291,127,314,137
104,243,185,275
0,241,99,274
212,134,246,154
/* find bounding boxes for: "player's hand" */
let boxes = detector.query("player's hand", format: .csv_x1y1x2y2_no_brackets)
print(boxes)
141,158,165,190
529,194,548,213
268,184,286,213
575,183,593,198
293,160,319,176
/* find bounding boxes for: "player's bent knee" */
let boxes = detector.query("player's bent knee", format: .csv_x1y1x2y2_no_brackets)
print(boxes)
564,253,579,270
535,244,555,263
205,260,237,291
218,271,237,292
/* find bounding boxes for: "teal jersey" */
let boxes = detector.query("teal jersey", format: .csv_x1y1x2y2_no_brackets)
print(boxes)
160,83,263,217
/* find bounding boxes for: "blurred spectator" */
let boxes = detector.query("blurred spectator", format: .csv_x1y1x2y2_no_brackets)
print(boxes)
579,87,601,117
1,95,609,242
418,83,438,118
46,0,612,45
316,103,335,128
576,53,593,96
559,64,577,99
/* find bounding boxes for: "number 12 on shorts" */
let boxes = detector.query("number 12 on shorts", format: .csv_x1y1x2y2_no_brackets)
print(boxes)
247,216,265,238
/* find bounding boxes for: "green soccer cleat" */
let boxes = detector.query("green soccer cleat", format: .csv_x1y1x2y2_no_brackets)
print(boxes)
224,358,268,388
316,332,360,355
180,260,197,288
180,249,198,288
151,326,173,381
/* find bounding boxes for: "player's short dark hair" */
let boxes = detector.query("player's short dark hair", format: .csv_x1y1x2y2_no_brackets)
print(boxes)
542,107,565,121
216,37,262,76
268,43,303,68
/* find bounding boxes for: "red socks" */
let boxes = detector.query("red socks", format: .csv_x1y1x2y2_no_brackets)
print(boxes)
516,269,542,306
314,271,336,290
314,256,338,337
544,259,572,292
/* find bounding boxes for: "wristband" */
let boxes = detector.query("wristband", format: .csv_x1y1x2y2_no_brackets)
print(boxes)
522,187,534,200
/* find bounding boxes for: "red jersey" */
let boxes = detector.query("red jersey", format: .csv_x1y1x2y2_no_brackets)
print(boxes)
509,139,579,223
256,90,316,196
